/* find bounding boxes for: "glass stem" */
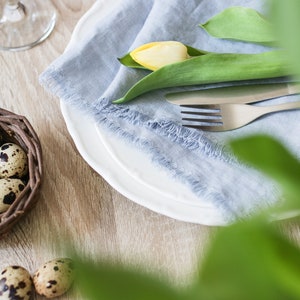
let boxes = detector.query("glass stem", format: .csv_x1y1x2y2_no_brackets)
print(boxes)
2,0,26,23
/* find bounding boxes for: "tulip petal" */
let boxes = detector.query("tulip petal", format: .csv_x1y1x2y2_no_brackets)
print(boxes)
130,41,190,71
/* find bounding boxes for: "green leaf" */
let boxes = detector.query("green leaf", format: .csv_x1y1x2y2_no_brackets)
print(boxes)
74,258,186,300
118,54,149,69
200,6,276,44
270,0,300,80
192,218,300,300
113,50,289,103
230,134,300,211
186,45,209,57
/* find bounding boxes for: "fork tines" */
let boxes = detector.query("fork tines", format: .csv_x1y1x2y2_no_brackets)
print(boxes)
180,104,224,131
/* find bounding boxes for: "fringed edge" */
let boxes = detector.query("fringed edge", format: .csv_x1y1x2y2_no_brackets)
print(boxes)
91,99,280,221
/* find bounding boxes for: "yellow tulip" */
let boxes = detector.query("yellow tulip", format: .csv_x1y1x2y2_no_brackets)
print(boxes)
130,41,189,71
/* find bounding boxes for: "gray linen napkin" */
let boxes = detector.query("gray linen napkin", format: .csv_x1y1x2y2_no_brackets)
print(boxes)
40,0,300,223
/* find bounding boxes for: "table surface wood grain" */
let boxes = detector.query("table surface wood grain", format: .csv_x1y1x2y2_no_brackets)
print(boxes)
1,1,300,299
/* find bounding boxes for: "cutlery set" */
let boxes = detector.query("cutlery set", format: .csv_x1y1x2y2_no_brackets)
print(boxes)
165,82,300,131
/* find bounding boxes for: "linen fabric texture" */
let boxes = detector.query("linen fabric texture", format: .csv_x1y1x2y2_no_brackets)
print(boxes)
40,0,300,224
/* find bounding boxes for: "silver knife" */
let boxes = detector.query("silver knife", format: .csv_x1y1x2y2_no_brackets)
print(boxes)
165,82,300,105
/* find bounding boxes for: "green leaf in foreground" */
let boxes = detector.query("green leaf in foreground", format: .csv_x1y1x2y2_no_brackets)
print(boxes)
191,218,300,300
230,134,300,212
270,0,300,81
74,258,186,300
73,135,300,300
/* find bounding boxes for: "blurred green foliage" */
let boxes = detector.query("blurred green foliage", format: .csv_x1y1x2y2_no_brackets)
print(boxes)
74,135,300,300
270,0,300,80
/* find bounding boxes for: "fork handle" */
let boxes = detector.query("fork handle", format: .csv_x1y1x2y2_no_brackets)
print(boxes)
258,100,300,114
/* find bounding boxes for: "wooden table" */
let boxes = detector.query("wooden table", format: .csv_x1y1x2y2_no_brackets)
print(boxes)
1,1,300,299
0,1,214,299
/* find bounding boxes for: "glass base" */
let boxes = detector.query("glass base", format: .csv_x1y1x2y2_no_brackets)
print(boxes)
0,0,56,51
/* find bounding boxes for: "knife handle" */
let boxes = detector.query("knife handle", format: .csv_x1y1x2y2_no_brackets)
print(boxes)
165,82,300,105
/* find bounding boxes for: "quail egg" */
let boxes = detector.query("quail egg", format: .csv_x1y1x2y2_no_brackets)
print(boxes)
33,258,75,298
0,265,33,300
0,178,25,213
0,143,28,179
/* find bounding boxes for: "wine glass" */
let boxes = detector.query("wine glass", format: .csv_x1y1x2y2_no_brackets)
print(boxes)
0,0,56,51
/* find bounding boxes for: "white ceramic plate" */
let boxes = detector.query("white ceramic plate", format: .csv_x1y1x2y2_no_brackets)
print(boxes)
60,1,228,226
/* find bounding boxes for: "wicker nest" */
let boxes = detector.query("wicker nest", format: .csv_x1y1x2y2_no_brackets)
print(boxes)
0,108,42,237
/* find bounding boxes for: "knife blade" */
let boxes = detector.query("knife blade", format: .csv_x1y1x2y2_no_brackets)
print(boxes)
165,82,300,105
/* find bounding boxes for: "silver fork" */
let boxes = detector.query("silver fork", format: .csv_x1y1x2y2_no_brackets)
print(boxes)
181,101,300,131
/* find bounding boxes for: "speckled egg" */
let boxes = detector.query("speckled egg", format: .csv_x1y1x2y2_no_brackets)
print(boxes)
0,265,33,300
0,143,28,179
33,258,75,298
0,178,26,213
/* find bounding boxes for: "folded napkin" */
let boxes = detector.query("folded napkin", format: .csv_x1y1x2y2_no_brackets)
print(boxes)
40,0,300,224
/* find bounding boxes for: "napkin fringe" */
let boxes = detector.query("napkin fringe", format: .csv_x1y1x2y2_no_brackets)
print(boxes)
91,99,278,220
94,107,237,216
94,112,277,221
93,98,229,160
40,67,93,112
